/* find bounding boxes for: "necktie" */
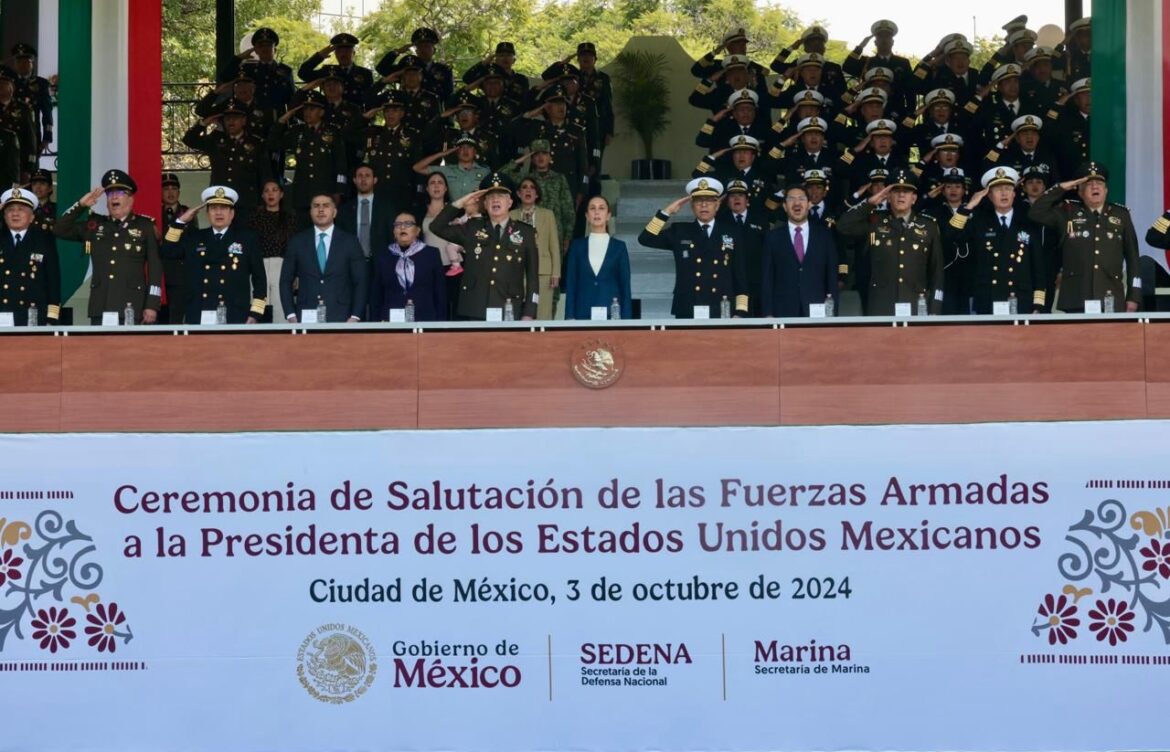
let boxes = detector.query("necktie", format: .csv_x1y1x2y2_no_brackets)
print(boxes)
495,224,505,244
316,232,327,272
701,223,711,238
810,207,819,221
735,215,744,226
358,199,371,255
13,233,21,246
794,225,805,263
214,232,223,241
1000,216,1008,229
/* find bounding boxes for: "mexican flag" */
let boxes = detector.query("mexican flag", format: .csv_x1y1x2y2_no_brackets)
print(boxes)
1095,0,1170,270
55,0,162,307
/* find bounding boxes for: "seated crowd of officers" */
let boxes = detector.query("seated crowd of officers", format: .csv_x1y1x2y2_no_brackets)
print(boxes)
1,17,1167,324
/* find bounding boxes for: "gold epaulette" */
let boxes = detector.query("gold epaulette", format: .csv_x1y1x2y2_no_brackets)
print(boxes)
840,152,854,164
772,120,783,133
834,113,848,125
695,82,713,95
949,213,968,229
250,298,267,315
837,263,849,275
696,160,713,174
964,100,979,114
901,116,915,129
1152,216,1170,234
645,215,667,235
734,294,749,312
1032,290,1045,307
164,226,183,242
768,146,782,160
914,66,928,79
700,122,715,135
1046,109,1059,120
47,304,60,320
986,150,1000,163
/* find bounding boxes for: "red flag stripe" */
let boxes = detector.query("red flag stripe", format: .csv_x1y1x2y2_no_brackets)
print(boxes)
127,0,162,236
1163,1,1170,267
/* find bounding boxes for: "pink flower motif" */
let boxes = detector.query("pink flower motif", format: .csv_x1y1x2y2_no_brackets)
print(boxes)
84,602,126,653
30,607,77,653
1088,598,1136,646
0,549,23,587
1037,593,1080,645
1140,538,1170,579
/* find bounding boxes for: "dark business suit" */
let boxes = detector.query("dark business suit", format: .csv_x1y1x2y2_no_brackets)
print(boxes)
0,226,61,325
761,221,839,317
337,194,396,259
279,226,369,321
369,244,447,322
564,236,632,319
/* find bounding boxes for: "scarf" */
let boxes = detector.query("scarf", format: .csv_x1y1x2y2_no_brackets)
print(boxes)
389,239,427,290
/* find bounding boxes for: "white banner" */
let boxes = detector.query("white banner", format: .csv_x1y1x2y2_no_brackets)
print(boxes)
1,422,1168,751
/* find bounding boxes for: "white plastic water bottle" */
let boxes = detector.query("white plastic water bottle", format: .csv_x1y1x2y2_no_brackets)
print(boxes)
316,296,327,323
215,298,227,324
1103,290,1115,314
1008,292,1018,315
27,303,38,327
609,297,621,320
824,294,834,318
123,302,135,326
503,298,515,321
405,298,416,323
720,295,731,319
916,293,928,317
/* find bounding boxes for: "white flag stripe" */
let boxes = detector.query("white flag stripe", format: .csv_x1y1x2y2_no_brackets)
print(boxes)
1126,0,1166,268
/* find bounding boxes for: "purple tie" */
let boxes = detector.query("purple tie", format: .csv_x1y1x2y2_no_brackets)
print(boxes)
794,225,805,263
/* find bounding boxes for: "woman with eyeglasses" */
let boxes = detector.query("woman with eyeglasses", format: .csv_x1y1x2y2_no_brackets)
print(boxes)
565,195,631,320
509,176,561,319
369,210,447,321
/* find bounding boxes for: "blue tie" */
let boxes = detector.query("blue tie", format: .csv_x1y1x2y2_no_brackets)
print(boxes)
316,232,327,273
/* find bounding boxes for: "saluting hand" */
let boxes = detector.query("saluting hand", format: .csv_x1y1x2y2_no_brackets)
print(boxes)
79,187,105,208
453,188,490,209
664,196,690,215
1058,176,1089,192
236,47,255,60
177,202,205,224
711,107,732,122
867,184,893,206
965,187,989,209
318,44,337,57
278,104,304,124
201,113,223,128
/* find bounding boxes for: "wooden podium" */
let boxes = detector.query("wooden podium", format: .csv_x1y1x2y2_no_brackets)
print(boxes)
2,318,1167,432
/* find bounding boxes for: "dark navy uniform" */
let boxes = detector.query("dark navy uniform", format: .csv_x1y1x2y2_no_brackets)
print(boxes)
7,45,52,154
637,178,749,318
162,218,267,324
298,34,375,106
182,112,272,217
375,28,455,102
945,203,1047,314
224,28,295,108
0,187,60,325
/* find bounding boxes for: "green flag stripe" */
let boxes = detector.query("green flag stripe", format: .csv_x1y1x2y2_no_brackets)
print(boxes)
1093,1,1127,202
57,0,93,307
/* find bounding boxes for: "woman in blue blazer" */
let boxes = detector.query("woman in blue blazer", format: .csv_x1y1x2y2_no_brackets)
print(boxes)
370,210,448,321
565,196,633,319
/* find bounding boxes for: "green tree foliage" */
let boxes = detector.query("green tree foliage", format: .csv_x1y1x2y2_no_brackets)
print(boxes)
163,0,323,82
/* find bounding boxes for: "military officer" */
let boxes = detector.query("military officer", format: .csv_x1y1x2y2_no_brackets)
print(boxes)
0,186,59,325
430,172,540,320
1049,77,1090,179
1054,18,1091,84
464,43,529,105
194,72,277,142
719,179,768,316
427,90,502,169
346,90,419,210
162,186,267,324
501,139,575,253
159,173,195,324
691,135,778,213
182,99,271,219
473,64,522,147
375,27,455,102
944,166,1046,314
268,91,347,227
54,170,163,324
28,168,56,233
981,113,1059,182
770,25,847,100
843,20,914,116
1027,161,1141,312
7,44,52,155
517,86,589,207
0,70,36,181
637,177,749,318
225,27,295,108
837,168,945,316
298,33,374,106
576,43,614,157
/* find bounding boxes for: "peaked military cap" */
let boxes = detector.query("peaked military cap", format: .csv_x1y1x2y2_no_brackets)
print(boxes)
102,169,137,194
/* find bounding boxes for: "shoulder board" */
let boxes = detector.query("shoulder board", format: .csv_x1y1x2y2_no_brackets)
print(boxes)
834,113,849,125
134,214,156,223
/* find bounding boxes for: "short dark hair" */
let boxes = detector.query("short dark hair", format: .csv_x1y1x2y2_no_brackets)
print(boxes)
309,193,336,207
784,184,809,200
518,177,543,204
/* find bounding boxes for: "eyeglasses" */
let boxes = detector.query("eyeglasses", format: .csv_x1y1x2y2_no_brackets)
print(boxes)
392,221,417,228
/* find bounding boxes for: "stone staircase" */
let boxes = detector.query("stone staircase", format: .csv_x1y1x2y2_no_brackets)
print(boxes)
614,179,692,320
